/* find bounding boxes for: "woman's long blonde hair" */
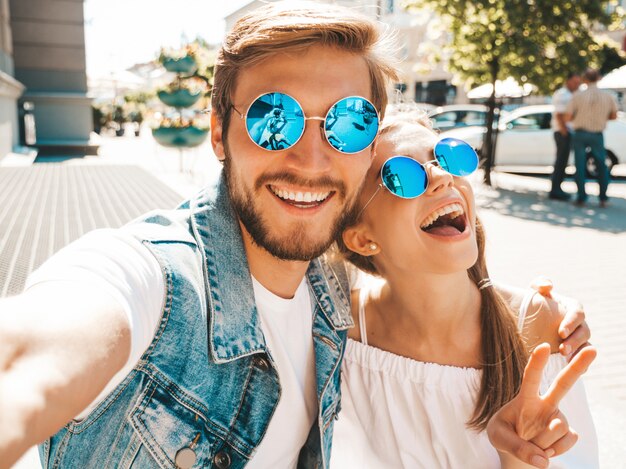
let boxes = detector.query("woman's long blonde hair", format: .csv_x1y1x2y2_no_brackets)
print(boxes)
336,108,528,430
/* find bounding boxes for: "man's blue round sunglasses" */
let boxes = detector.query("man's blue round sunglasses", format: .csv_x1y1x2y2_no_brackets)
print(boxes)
359,137,479,216
231,92,380,154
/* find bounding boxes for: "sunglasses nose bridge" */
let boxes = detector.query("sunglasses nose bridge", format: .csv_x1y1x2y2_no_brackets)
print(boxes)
301,116,330,147
304,116,325,129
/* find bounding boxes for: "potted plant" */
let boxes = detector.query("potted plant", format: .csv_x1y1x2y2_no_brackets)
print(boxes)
157,77,206,108
151,113,210,148
129,107,145,137
158,44,199,75
112,105,127,137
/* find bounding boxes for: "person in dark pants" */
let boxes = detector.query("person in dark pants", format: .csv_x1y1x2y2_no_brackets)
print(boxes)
549,73,580,200
566,68,618,208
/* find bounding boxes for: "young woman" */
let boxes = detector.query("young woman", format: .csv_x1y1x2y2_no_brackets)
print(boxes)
331,109,598,469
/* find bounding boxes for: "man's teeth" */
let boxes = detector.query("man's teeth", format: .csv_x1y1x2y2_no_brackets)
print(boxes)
271,186,330,203
420,203,465,229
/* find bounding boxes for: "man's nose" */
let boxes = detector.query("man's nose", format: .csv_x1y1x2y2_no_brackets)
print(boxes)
284,120,333,175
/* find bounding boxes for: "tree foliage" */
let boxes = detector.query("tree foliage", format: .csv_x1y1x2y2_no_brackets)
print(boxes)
404,0,623,93
403,0,624,184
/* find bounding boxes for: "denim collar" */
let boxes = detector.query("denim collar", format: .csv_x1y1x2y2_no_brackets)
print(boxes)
190,171,353,364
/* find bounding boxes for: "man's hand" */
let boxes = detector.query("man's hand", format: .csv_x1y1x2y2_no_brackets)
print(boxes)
487,343,596,468
530,278,591,358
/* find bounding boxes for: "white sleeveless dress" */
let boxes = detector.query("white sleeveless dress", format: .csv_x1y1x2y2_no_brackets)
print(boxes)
330,289,599,469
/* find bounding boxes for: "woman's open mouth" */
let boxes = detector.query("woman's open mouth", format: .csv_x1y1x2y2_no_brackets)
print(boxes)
420,202,468,237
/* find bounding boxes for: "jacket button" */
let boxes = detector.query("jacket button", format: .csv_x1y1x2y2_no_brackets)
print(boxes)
175,447,196,468
213,451,231,468
253,355,270,372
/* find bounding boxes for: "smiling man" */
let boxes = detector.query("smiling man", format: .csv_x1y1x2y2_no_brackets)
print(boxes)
0,2,591,469
0,3,397,468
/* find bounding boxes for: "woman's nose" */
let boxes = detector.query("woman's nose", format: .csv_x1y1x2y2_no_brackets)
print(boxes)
425,163,454,195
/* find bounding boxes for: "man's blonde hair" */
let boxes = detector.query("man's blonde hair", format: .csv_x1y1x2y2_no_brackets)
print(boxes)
212,0,399,136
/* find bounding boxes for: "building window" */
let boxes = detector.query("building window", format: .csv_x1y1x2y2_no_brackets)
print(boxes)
415,80,457,106
386,0,394,14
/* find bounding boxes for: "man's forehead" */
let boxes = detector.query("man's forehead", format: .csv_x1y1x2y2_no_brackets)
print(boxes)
232,46,372,108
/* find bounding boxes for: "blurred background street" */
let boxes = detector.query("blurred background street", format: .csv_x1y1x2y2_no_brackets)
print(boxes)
3,134,625,467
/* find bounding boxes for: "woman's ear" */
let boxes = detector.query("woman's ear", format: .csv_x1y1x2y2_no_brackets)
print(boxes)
342,226,380,256
211,110,226,162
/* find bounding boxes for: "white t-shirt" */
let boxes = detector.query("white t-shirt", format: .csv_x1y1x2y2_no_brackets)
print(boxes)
25,229,318,467
249,277,317,468
551,86,573,131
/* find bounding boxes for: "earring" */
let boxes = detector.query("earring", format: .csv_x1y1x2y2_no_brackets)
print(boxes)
369,243,378,251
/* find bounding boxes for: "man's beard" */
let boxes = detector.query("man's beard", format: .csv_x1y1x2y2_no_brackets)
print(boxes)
223,151,359,261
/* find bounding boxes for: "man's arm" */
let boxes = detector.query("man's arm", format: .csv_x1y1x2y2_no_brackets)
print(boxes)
608,103,617,120
495,281,590,358
0,283,130,468
554,113,568,135
564,95,576,124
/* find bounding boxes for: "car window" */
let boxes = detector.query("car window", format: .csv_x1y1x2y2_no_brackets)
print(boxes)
506,112,551,130
431,112,459,130
431,111,486,130
464,111,486,126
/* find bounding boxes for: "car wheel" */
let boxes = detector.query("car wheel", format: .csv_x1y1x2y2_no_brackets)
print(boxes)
586,149,616,178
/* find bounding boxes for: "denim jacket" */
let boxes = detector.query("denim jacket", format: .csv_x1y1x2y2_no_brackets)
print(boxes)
39,173,353,469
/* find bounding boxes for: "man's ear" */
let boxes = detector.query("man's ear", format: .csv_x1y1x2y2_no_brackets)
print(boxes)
211,110,226,162
342,225,380,256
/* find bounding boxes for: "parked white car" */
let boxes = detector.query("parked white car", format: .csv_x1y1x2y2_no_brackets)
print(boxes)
428,104,507,132
441,104,625,175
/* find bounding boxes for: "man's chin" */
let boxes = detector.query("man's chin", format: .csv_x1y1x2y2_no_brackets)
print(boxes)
249,228,334,261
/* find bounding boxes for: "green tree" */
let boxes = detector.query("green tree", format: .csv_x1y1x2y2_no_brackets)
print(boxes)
404,0,623,184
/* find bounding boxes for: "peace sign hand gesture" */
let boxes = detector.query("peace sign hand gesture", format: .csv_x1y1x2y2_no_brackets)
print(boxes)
487,343,597,469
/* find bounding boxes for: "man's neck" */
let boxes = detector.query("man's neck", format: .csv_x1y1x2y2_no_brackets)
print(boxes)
240,222,310,299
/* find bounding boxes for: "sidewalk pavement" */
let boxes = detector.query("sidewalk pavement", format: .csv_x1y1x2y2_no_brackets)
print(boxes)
473,171,626,468
5,132,626,467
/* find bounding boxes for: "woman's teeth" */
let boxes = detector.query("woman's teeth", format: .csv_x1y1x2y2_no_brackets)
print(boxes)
420,203,465,229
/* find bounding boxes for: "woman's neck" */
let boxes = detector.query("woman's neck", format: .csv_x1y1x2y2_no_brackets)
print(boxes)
366,270,483,365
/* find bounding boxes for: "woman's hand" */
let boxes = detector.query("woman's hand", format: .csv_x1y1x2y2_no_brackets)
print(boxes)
487,343,597,468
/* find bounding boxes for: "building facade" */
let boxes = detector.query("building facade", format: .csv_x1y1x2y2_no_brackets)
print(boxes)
0,0,24,160
225,0,626,108
5,0,93,157
0,0,94,160
224,0,463,107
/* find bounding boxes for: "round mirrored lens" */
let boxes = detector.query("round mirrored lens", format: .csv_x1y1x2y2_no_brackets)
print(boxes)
381,156,427,199
325,97,379,153
434,137,479,176
245,92,305,151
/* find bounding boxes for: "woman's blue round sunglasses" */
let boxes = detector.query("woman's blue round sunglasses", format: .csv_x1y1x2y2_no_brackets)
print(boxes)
231,92,380,154
359,137,479,215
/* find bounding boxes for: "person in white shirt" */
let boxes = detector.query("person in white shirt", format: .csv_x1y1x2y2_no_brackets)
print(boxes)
550,72,581,201
333,107,598,469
